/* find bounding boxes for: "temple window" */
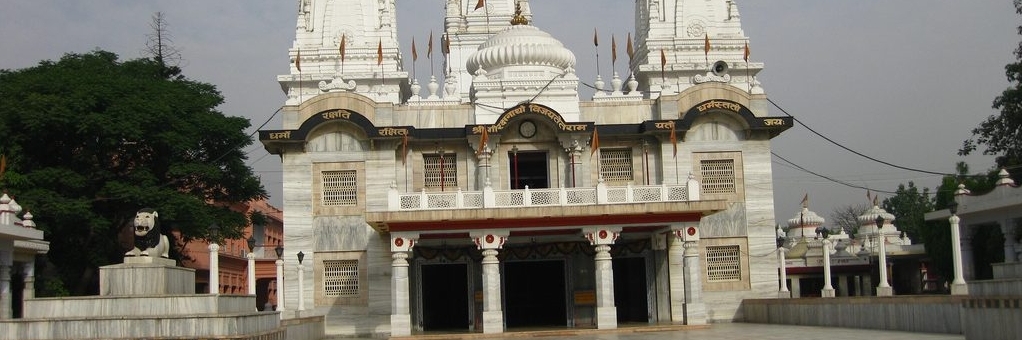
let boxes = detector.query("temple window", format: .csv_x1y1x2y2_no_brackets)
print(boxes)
599,148,634,183
423,153,457,190
322,170,358,206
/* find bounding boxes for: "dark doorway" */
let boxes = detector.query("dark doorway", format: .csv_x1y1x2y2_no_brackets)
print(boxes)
509,151,548,189
613,257,648,323
421,263,469,331
504,260,566,328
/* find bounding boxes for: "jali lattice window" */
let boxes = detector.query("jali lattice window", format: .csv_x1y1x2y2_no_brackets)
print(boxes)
322,170,357,206
700,159,736,194
706,245,742,282
600,148,633,182
424,153,457,188
323,259,360,297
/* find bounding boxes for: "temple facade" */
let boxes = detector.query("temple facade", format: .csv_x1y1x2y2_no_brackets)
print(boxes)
260,0,791,337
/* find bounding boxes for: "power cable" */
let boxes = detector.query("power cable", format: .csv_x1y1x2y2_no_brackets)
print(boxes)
772,151,897,194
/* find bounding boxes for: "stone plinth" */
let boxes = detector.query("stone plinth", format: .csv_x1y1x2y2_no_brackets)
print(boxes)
100,261,195,296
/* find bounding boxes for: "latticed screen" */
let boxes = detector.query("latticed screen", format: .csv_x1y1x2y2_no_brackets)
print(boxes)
322,170,357,206
706,245,742,282
423,154,457,188
323,259,359,297
700,159,736,194
600,148,633,182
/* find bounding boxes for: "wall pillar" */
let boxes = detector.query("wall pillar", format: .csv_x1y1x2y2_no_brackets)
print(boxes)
389,233,418,337
667,233,686,322
472,230,508,334
0,249,11,320
961,227,975,280
950,214,969,295
584,227,620,329
1001,218,1018,263
682,240,706,324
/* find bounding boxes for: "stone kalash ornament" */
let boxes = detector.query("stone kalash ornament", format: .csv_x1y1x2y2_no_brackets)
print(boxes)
124,208,170,258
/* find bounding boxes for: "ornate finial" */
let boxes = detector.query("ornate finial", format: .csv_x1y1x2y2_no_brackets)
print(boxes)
510,2,529,25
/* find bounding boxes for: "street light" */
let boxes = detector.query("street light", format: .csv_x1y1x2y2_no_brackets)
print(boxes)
948,200,968,295
296,251,305,311
511,145,520,189
246,236,257,295
875,215,892,296
274,244,285,313
776,225,790,298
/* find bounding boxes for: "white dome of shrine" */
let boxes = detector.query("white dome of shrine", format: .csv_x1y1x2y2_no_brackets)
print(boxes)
466,24,576,75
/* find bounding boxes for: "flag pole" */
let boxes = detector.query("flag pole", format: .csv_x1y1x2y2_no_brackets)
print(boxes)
594,28,601,82
744,41,751,93
296,48,303,104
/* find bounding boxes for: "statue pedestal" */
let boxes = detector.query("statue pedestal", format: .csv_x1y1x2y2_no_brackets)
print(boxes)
100,259,195,296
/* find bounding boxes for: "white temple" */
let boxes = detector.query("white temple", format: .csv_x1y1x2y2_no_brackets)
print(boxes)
261,0,792,337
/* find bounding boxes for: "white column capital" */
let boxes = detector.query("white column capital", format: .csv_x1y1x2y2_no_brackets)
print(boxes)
583,227,621,246
391,232,419,253
471,230,509,250
670,222,701,242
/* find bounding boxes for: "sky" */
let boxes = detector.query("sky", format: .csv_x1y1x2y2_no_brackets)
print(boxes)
1,1,1017,228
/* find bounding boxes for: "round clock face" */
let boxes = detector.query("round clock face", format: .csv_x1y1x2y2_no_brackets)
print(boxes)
519,120,537,138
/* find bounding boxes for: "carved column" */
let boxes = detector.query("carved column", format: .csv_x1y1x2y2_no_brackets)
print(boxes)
585,227,621,329
876,233,892,297
1002,218,1018,263
821,238,835,297
472,230,508,334
950,214,969,295
672,223,705,325
777,246,790,298
275,258,285,313
209,242,220,294
390,233,418,337
475,144,492,190
0,249,11,320
667,232,686,322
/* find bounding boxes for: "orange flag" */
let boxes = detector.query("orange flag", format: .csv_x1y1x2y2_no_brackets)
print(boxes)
669,122,677,158
743,41,750,62
704,33,710,56
295,49,302,72
476,126,489,155
590,128,600,156
626,32,634,61
611,34,617,64
377,39,384,66
593,28,599,47
412,38,418,62
475,0,484,10
427,31,434,59
339,34,347,61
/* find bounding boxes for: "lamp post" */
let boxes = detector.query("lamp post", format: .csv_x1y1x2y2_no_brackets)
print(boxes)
246,236,257,295
817,226,835,297
275,244,285,312
948,200,969,295
776,226,790,298
297,251,305,311
511,145,519,189
437,144,446,192
875,215,892,296
208,224,220,295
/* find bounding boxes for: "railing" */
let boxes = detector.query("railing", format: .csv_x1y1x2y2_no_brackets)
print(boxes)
387,177,701,211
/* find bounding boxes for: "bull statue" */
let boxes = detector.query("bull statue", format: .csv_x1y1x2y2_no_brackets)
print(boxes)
125,208,170,258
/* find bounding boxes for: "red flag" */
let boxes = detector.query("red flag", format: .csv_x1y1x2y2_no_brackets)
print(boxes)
295,49,302,72
669,122,677,158
427,31,434,59
800,193,809,208
593,28,599,47
704,33,710,56
611,34,617,64
377,39,384,66
743,41,750,62
475,0,484,10
339,34,347,61
590,128,600,156
626,32,634,61
401,133,409,165
476,126,489,155
412,38,418,62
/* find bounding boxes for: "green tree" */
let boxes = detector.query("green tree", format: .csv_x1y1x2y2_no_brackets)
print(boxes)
0,51,266,295
881,181,933,243
960,0,1022,181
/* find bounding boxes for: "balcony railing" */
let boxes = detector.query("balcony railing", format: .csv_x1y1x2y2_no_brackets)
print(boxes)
387,176,701,211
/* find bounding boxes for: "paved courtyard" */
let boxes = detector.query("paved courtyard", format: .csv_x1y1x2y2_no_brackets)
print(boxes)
367,323,965,340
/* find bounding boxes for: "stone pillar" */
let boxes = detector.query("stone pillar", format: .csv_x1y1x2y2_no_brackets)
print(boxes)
209,242,220,294
667,233,686,322
23,259,35,300
584,227,621,330
837,275,848,297
876,235,892,296
961,228,975,280
777,246,790,298
472,230,508,334
1001,219,1018,263
0,249,11,320
247,252,256,295
821,238,835,298
275,258,285,313
297,262,305,311
682,240,706,324
949,214,969,295
852,275,861,296
390,233,417,337
475,147,492,190
790,276,801,298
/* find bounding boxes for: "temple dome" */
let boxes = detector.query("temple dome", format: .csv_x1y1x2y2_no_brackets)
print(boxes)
466,25,576,75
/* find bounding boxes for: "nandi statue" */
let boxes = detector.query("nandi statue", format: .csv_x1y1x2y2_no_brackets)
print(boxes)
125,208,170,258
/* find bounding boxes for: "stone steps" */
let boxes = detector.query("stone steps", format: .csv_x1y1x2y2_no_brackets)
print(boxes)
1,311,281,340
23,294,256,318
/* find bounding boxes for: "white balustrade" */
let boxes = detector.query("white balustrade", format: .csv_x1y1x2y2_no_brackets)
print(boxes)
386,182,695,211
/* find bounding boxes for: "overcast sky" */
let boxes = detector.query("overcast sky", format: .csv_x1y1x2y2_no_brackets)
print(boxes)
2,1,1016,228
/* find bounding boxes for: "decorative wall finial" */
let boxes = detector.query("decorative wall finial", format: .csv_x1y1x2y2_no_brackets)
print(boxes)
510,2,529,25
